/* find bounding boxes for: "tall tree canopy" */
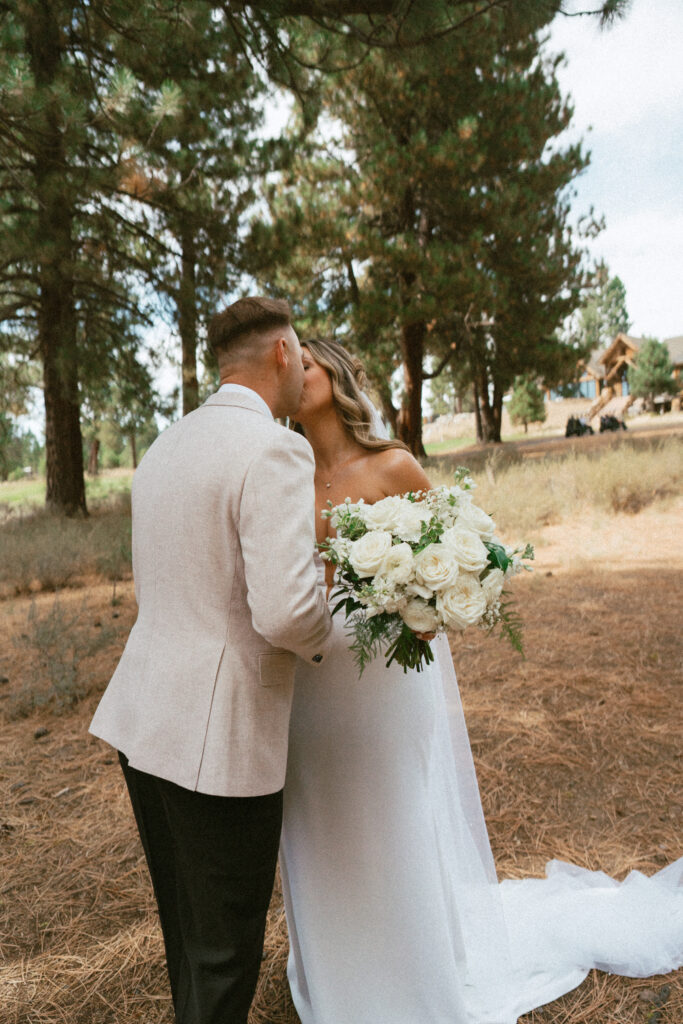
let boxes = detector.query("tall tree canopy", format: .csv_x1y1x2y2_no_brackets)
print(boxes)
113,6,273,417
0,2,168,514
575,259,630,354
254,2,596,449
627,338,678,411
0,0,631,510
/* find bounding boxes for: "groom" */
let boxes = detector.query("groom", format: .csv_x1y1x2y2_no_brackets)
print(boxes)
90,296,332,1023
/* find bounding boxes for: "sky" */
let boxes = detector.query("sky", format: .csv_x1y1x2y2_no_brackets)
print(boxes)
547,0,683,340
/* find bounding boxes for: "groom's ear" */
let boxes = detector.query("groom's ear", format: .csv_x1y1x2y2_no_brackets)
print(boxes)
274,336,289,369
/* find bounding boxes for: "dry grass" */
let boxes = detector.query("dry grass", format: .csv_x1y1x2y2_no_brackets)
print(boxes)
2,432,677,601
428,433,682,535
0,492,131,600
0,466,681,1023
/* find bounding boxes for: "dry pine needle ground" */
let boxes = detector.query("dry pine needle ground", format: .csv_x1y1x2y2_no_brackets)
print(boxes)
0,499,680,1023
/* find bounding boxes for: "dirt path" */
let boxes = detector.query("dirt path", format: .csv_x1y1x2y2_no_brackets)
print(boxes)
531,502,682,574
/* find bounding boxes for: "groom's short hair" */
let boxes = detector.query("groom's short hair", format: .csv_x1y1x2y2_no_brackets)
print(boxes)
208,296,292,360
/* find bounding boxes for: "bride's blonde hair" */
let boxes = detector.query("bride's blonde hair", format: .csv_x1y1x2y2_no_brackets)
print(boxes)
300,338,407,453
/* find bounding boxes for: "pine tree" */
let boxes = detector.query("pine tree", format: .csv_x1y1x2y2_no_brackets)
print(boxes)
254,2,592,451
0,3,265,511
507,375,547,433
113,6,272,416
576,260,630,354
627,338,678,412
427,358,474,417
0,2,166,514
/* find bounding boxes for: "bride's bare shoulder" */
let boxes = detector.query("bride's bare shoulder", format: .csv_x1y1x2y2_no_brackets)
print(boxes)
367,447,432,497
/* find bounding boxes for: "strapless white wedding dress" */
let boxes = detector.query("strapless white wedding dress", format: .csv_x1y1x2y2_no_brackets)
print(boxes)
279,558,682,1024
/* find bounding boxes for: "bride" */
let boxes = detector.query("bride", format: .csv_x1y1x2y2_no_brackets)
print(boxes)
279,337,682,1024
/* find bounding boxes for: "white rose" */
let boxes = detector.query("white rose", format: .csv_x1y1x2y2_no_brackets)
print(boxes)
437,574,487,630
414,543,459,593
405,582,433,600
481,568,505,606
362,495,404,532
394,501,432,543
379,542,414,586
455,501,495,539
348,530,393,578
441,526,489,574
400,598,438,633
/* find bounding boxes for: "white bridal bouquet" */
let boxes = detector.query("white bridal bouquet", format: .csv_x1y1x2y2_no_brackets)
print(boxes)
320,468,534,674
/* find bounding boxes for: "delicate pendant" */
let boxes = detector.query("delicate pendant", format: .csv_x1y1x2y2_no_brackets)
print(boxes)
326,482,331,488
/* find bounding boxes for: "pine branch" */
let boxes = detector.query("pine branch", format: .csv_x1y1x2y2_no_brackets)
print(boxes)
422,342,457,381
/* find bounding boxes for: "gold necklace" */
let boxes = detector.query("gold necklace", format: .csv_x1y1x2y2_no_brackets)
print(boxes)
316,452,359,490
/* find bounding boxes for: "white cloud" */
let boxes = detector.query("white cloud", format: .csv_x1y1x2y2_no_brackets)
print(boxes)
550,0,683,136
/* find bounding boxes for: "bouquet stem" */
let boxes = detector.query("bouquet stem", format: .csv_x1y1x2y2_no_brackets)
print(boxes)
384,625,435,673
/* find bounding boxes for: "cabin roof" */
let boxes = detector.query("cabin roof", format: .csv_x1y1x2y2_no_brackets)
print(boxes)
599,333,642,367
664,335,683,365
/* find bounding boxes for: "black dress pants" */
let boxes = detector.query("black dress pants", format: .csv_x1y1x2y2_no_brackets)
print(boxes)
119,753,283,1024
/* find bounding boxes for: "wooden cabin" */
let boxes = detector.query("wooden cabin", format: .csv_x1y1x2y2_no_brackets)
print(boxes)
664,335,683,395
546,332,683,410
574,351,604,399
598,332,641,396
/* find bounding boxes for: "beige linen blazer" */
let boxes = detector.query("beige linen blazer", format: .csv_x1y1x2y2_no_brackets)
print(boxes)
89,391,332,797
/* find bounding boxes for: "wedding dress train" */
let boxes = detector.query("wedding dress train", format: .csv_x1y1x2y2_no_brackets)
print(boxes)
279,569,682,1024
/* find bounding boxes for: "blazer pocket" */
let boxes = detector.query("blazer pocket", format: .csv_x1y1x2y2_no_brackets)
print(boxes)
258,652,295,688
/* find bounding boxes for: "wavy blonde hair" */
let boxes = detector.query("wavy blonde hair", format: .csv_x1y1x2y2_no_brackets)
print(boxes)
299,338,407,453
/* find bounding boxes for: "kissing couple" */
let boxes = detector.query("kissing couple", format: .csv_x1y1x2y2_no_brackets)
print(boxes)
90,296,682,1024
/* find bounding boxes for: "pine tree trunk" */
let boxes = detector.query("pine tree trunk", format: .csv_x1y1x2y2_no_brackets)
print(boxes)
492,384,503,442
477,369,502,444
129,432,138,469
472,381,483,443
394,190,428,458
25,5,86,517
87,438,100,476
0,416,11,480
42,309,86,516
397,320,427,457
479,405,497,443
179,228,199,416
377,383,398,437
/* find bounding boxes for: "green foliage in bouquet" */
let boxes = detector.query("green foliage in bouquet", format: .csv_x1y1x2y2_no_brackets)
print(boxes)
331,588,435,675
483,540,534,653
